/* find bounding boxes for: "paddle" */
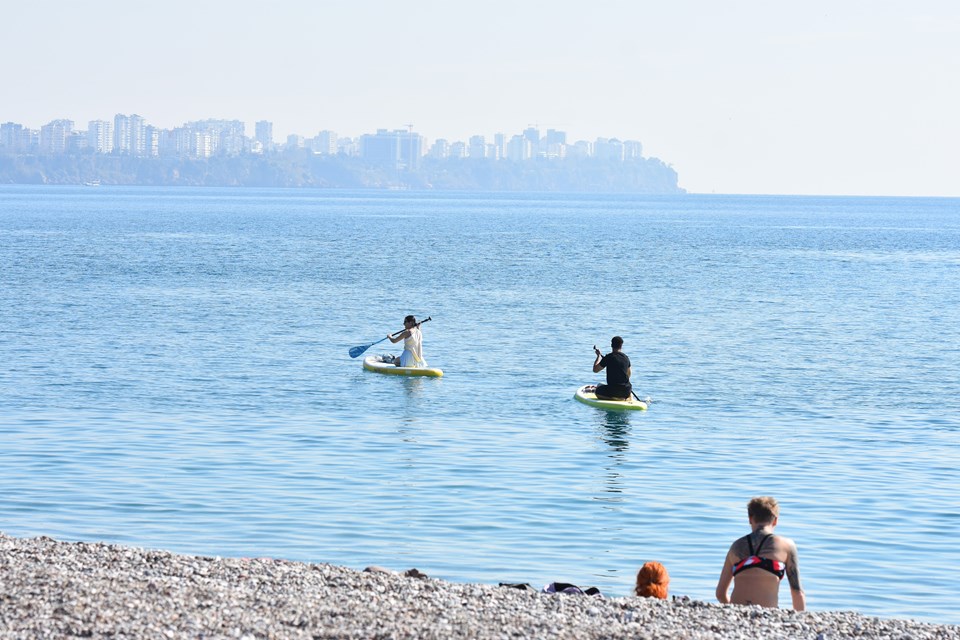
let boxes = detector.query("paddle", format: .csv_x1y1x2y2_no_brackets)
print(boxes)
348,317,432,358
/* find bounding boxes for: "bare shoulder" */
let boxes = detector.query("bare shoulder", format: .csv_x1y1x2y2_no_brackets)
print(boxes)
728,536,750,559
777,535,799,552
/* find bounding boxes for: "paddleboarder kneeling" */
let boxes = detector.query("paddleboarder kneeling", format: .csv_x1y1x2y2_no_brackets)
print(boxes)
592,336,632,400
388,315,428,368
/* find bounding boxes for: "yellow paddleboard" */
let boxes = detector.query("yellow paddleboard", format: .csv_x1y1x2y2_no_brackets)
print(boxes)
574,385,647,411
363,355,443,378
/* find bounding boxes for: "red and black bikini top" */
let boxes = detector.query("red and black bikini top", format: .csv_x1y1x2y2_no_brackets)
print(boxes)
731,533,786,580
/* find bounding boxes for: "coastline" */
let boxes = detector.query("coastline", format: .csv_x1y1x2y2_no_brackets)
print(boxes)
2,533,957,639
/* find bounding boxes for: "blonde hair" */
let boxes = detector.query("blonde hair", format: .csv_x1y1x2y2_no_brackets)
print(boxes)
747,496,780,524
634,561,669,599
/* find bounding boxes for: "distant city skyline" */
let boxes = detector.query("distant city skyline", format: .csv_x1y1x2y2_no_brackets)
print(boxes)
0,114,650,165
2,1,958,196
1,113,681,192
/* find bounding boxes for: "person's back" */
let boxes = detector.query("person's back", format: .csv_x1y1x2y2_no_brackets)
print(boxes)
716,496,805,611
725,531,794,608
603,351,630,386
593,336,632,400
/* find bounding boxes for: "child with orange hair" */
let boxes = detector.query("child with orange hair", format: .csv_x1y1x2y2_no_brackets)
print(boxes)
634,562,670,599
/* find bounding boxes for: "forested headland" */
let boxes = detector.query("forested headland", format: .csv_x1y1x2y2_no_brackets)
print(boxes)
0,150,684,193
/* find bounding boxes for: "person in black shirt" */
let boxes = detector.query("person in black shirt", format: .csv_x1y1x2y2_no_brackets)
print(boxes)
593,336,632,400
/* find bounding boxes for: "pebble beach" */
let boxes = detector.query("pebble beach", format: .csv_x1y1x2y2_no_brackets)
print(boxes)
2,533,957,639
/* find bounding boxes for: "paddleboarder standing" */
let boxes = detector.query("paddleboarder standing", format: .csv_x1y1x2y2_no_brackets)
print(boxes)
593,336,632,400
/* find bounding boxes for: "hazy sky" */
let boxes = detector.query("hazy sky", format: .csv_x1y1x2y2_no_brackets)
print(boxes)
3,1,958,196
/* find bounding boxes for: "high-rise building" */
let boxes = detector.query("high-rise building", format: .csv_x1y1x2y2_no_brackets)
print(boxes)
360,130,397,165
163,121,240,159
568,140,593,158
39,119,73,154
163,127,190,157
114,114,131,152
129,114,147,155
198,119,245,139
185,120,246,156
219,128,246,156
506,135,532,162
255,120,273,150
623,140,643,160
544,129,566,145
493,133,506,160
311,130,337,155
594,137,625,161
522,127,541,158
0,122,19,150
112,114,147,154
428,138,449,159
0,122,31,153
359,129,422,169
543,129,567,159
144,125,160,157
191,131,214,158
87,120,113,153
468,135,487,159
337,137,359,156
543,143,566,160
66,131,88,153
157,128,177,156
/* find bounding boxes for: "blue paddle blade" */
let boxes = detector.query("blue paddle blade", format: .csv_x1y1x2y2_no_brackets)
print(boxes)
349,335,389,358
348,345,368,358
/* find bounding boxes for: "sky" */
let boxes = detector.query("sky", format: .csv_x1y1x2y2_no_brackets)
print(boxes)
2,0,958,196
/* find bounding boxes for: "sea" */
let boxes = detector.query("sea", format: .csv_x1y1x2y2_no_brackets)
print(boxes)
1,185,958,624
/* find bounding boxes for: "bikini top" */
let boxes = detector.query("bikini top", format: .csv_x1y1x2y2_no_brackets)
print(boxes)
731,533,786,580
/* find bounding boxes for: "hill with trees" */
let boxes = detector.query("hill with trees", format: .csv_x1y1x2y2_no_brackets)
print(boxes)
0,149,684,193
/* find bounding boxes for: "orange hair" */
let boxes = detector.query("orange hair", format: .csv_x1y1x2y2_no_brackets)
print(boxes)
634,561,669,599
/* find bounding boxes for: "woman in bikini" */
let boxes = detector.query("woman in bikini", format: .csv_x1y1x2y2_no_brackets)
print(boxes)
715,496,806,611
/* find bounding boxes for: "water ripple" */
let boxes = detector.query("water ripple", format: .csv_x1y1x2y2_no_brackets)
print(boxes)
1,188,959,623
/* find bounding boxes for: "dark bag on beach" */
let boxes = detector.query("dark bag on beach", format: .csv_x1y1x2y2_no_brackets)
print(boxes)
542,582,602,597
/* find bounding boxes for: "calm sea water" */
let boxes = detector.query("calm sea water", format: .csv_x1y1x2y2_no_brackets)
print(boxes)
1,186,959,623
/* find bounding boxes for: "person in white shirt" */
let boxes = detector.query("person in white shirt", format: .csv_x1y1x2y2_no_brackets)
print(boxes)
387,315,427,367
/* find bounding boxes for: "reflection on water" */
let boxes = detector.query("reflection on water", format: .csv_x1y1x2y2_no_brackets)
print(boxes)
598,412,631,453
594,411,634,503
396,417,419,445
398,377,431,435
400,376,428,399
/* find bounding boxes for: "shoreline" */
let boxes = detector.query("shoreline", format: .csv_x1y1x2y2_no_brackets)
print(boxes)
2,533,958,639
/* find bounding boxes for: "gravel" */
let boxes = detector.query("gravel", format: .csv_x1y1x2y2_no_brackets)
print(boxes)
2,532,957,639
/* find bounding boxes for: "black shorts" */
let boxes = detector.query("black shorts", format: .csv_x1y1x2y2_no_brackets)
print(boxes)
595,383,632,399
